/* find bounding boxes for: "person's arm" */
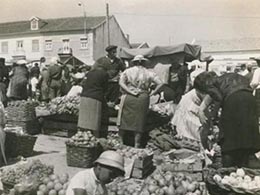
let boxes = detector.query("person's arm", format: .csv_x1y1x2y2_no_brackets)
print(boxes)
119,71,138,96
150,72,164,96
73,188,87,195
198,95,213,124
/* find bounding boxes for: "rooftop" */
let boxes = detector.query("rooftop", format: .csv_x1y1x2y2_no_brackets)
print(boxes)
197,37,260,52
0,16,107,36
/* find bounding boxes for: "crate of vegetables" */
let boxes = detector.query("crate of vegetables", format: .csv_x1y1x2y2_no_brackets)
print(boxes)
66,131,102,168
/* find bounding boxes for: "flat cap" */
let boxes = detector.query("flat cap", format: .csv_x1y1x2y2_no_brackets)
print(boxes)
105,45,117,52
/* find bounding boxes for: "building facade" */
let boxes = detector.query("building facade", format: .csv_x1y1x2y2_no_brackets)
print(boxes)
197,38,260,69
0,15,130,65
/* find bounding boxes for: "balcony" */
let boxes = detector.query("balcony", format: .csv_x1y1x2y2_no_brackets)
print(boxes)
12,49,26,60
58,47,73,55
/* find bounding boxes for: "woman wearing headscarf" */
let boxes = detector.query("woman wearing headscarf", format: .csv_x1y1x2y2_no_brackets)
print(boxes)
197,72,260,168
9,60,29,100
117,55,163,148
77,66,109,138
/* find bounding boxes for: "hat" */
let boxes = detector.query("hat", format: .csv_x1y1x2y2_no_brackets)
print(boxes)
131,55,148,62
95,150,125,174
17,59,27,65
74,72,85,80
105,45,117,52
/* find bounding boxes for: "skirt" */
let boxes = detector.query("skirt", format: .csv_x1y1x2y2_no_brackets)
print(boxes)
219,90,260,153
117,92,149,132
255,88,260,117
77,97,108,132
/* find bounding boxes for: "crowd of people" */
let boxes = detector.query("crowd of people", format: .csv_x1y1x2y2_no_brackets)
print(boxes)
2,45,260,194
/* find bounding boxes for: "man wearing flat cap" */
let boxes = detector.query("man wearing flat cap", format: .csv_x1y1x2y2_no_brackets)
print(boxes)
93,45,126,105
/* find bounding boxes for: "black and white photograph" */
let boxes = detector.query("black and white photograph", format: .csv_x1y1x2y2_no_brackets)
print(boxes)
1,0,260,194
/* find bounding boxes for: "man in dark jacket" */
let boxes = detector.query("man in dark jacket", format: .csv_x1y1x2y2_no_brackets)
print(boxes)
93,45,126,104
48,57,63,100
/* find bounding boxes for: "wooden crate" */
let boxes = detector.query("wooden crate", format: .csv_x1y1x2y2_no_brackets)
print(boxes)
132,163,155,179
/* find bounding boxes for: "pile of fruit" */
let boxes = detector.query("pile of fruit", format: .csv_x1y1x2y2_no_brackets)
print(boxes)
66,131,98,147
36,173,69,195
141,169,204,195
117,147,152,160
107,178,144,195
1,159,54,184
213,168,260,190
107,132,121,149
47,95,80,115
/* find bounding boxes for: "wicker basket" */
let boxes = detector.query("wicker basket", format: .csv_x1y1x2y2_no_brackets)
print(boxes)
206,167,260,195
6,120,40,135
5,132,37,158
66,143,102,168
6,101,38,122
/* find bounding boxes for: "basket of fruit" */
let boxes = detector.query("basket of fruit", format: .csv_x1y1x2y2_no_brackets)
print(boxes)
66,131,102,168
6,100,38,122
206,167,260,195
5,131,37,158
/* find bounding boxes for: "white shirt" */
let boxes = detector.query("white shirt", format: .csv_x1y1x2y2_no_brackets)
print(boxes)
30,77,39,92
250,67,260,90
67,86,82,97
66,168,108,195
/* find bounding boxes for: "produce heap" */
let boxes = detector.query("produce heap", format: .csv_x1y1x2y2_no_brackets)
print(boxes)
66,131,98,147
117,147,153,160
36,173,69,195
46,95,80,115
141,169,205,195
213,168,260,190
1,159,54,185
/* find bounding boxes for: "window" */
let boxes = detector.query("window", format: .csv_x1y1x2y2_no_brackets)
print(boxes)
62,39,70,53
32,39,39,52
16,40,23,50
45,40,52,51
80,37,88,49
31,19,38,30
1,42,8,53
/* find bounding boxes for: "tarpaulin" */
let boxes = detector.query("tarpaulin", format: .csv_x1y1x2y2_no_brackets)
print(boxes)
118,43,212,65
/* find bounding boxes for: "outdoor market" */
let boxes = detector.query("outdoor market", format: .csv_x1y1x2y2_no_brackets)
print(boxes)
0,41,260,195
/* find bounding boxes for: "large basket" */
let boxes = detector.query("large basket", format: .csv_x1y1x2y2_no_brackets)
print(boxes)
6,101,38,121
5,131,37,158
206,167,260,195
6,120,40,135
66,143,102,168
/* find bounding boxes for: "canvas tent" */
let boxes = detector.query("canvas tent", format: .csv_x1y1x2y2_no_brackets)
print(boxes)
118,43,213,67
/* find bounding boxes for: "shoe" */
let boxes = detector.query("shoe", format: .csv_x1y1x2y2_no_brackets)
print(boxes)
247,155,260,169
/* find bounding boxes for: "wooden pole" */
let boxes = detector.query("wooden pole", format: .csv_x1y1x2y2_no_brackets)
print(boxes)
106,3,110,46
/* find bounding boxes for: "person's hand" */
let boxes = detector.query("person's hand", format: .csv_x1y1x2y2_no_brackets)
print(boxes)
198,109,208,124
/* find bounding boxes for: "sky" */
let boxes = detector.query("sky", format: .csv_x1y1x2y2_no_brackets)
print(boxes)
1,0,260,46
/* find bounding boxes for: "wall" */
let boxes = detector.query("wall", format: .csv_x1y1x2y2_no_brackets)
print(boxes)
93,16,130,60
0,32,95,65
0,35,44,62
205,50,260,72
42,32,94,65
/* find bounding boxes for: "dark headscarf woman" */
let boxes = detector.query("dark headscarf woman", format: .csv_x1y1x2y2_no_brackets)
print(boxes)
77,65,109,138
117,55,163,148
8,60,29,100
196,72,260,168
